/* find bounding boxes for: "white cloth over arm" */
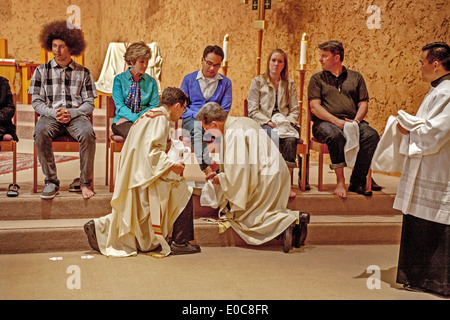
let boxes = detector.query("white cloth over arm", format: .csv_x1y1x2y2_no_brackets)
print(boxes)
371,114,426,172
95,42,163,94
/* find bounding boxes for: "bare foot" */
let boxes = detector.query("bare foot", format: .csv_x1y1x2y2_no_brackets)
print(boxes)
334,181,347,199
81,186,94,199
289,189,297,198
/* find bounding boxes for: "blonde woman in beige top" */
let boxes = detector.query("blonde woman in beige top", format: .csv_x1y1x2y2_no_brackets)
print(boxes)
247,49,300,198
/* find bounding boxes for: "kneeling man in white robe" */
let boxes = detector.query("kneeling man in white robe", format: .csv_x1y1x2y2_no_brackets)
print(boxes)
84,87,200,257
197,102,307,252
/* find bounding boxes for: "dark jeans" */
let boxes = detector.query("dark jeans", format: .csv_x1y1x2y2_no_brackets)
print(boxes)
262,124,300,163
312,120,379,186
34,115,96,187
172,196,194,244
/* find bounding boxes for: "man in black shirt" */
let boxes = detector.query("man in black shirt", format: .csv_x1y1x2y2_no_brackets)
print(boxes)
308,40,379,198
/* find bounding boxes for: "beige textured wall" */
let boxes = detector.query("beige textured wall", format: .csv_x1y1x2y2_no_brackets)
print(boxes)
1,0,449,136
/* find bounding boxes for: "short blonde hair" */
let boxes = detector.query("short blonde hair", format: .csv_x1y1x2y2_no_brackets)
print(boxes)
123,41,151,65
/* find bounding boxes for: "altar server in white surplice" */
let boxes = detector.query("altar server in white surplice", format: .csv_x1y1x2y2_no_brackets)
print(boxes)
196,102,302,251
84,87,201,258
394,42,450,297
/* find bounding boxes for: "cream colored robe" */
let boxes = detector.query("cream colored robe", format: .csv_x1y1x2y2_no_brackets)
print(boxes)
205,116,298,245
393,80,450,225
94,107,192,257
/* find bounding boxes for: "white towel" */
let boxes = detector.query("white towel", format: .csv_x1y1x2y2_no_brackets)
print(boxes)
343,121,360,167
165,140,191,181
271,113,299,139
371,110,426,172
200,180,225,209
371,116,405,172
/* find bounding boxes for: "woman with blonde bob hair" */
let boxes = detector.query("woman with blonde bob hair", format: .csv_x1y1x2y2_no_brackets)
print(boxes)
112,41,159,138
247,49,303,198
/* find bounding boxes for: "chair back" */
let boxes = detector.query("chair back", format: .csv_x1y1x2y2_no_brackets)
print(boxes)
106,96,116,135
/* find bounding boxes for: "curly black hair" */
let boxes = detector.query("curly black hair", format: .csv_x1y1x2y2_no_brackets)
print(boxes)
39,20,86,56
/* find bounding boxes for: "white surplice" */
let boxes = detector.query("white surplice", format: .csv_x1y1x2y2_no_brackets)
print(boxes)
94,107,192,257
202,116,298,245
393,80,450,225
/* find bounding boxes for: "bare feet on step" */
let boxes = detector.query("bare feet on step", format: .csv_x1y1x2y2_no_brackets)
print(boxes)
81,186,95,199
334,180,347,199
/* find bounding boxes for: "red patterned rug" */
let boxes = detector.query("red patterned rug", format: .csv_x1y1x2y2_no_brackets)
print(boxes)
0,153,79,175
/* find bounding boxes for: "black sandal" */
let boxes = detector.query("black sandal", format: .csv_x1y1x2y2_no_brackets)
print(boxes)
7,183,20,197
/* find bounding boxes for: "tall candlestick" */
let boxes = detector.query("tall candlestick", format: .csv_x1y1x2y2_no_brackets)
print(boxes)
300,33,308,70
223,34,229,63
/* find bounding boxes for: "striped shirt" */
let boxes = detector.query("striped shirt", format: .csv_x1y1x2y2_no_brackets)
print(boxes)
28,59,97,119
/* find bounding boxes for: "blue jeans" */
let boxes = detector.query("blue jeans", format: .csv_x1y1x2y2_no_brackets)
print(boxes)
34,115,96,187
312,120,379,186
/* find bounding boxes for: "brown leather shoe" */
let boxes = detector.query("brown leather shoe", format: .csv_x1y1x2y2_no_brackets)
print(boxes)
170,242,201,255
293,212,310,248
84,220,99,252
348,184,373,196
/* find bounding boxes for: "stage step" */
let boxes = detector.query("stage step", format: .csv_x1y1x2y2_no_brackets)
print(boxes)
0,185,403,254
0,215,402,254
0,185,400,220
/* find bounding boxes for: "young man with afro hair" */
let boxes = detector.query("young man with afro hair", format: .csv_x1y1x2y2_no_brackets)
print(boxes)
28,20,97,200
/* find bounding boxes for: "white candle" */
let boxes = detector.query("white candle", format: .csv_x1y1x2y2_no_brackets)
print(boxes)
223,34,229,62
300,36,307,66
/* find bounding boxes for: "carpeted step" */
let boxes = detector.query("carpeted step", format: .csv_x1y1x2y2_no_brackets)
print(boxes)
0,186,400,221
0,215,402,254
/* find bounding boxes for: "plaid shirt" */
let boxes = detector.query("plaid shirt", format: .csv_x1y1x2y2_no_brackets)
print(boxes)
28,59,97,119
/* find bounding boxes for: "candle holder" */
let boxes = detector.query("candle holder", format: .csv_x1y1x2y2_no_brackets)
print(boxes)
222,61,229,77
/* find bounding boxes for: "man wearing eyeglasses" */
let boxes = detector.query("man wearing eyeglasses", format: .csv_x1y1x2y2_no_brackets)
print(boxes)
180,45,232,176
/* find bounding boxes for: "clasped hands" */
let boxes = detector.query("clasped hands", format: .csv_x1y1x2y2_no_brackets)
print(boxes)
56,108,71,124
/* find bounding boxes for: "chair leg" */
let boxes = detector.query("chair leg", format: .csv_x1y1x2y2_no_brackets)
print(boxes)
318,152,324,191
33,145,38,193
109,145,114,193
300,153,307,192
105,142,109,186
12,142,17,185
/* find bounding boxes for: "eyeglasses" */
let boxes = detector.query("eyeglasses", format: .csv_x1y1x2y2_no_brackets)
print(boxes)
204,60,222,68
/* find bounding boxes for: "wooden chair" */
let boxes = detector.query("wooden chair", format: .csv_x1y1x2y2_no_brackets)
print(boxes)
244,99,309,191
32,112,94,193
306,103,371,191
105,96,125,192
0,94,18,186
